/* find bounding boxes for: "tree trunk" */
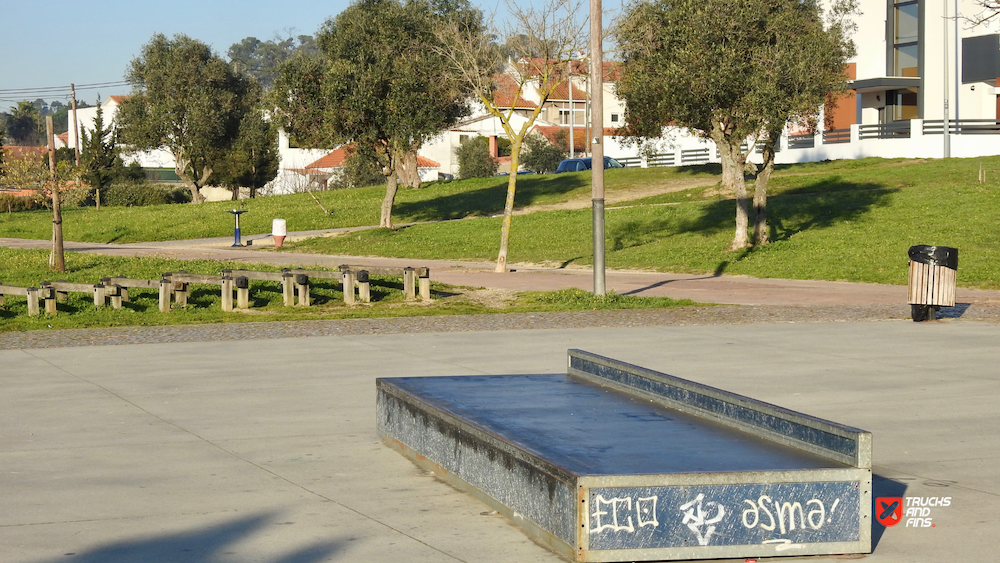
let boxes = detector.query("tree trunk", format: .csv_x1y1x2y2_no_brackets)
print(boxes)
712,127,750,251
405,149,421,188
753,133,779,246
46,116,65,273
494,139,522,272
380,169,399,229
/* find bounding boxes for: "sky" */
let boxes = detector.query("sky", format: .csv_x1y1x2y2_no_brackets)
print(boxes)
0,0,353,111
1,0,620,114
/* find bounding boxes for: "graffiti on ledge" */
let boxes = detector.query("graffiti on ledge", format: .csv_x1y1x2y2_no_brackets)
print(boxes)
588,482,860,550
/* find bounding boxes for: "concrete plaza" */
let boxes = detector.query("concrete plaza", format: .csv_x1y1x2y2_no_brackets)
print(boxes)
1,318,997,562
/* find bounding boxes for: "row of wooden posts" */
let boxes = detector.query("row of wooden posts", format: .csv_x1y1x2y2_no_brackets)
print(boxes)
0,266,432,317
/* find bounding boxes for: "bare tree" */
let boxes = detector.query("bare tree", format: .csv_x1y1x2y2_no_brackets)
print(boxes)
438,0,589,272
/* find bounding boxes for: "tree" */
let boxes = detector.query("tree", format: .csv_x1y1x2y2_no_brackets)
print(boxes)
211,105,280,199
616,0,855,250
456,136,499,178
80,101,127,206
117,33,254,204
228,34,318,90
272,0,476,228
747,1,856,245
437,0,588,271
7,101,43,145
520,131,566,173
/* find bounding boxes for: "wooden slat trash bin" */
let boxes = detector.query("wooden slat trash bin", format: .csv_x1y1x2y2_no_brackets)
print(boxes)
907,245,958,322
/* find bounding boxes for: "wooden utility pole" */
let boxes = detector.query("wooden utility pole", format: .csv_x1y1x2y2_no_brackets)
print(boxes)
70,83,80,166
47,116,65,272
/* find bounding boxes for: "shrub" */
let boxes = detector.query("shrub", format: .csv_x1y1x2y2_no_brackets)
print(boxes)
456,136,498,179
102,182,192,207
520,132,566,174
0,192,47,212
328,151,385,189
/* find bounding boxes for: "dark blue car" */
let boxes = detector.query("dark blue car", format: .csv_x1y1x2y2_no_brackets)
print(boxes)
555,156,625,173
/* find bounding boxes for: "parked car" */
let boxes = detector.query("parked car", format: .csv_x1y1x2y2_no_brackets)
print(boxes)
554,157,625,173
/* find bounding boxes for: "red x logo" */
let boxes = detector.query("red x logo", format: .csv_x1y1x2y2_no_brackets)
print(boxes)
876,497,903,527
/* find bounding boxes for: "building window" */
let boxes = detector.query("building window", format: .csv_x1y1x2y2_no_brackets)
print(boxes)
610,113,620,123
459,134,471,144
894,1,919,77
560,110,575,125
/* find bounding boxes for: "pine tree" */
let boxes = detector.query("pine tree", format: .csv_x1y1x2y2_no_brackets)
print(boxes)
80,102,126,204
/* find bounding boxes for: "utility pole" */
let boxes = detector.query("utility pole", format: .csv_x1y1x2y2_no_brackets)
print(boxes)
70,83,80,166
568,58,575,158
590,0,605,295
47,116,65,272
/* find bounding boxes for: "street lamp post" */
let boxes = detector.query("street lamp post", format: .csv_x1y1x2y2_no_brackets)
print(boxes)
590,0,605,295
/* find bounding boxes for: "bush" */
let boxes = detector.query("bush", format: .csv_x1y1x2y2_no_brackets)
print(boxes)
102,182,192,207
0,192,47,212
328,151,385,189
520,132,566,174
456,136,498,179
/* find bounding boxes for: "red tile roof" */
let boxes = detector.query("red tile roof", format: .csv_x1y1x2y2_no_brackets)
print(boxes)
305,145,439,170
492,74,537,109
521,58,622,83
2,146,47,161
548,81,588,101
107,95,128,104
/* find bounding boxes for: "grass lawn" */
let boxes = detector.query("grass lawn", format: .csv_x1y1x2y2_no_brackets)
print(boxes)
0,166,718,243
287,157,1000,289
3,156,1000,290
0,248,695,332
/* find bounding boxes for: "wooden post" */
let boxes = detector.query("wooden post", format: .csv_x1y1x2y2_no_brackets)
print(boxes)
419,273,431,302
236,276,249,309
27,287,40,317
357,270,371,303
47,116,65,273
282,272,295,306
342,270,356,305
221,276,234,312
159,279,171,313
42,287,57,315
109,285,123,309
295,273,310,307
403,267,416,301
93,283,106,307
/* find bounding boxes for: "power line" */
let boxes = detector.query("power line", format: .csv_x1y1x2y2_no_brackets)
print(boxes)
0,80,130,93
0,81,131,99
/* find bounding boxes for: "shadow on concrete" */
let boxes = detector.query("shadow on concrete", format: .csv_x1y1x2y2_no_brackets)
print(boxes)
621,275,722,296
938,303,971,319
871,474,909,551
37,511,347,563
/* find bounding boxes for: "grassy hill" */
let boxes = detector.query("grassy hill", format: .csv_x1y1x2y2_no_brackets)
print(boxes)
3,156,1000,288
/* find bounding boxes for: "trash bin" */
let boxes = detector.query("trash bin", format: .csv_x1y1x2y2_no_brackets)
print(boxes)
907,245,958,321
272,218,287,248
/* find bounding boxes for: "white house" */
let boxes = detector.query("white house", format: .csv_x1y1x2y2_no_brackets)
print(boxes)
610,0,1000,167
68,97,332,197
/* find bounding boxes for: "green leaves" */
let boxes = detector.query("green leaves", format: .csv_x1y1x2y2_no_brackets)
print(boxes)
117,34,256,202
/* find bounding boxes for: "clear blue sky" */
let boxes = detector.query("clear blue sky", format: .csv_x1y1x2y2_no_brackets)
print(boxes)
0,0,619,113
0,0,349,111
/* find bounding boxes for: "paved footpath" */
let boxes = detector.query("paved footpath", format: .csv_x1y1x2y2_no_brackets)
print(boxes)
5,234,1000,308
2,321,998,563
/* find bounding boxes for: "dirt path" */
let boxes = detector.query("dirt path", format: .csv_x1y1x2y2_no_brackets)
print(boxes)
514,176,720,215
